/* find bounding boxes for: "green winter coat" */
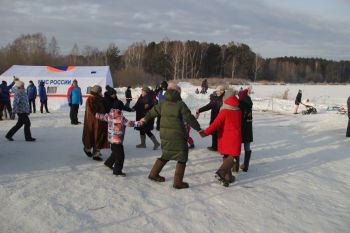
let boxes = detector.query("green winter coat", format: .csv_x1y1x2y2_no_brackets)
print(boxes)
144,89,201,163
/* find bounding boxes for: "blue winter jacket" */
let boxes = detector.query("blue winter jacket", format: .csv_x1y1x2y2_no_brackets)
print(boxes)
0,81,15,102
27,84,37,100
12,87,30,114
69,87,83,105
38,83,47,101
156,89,166,102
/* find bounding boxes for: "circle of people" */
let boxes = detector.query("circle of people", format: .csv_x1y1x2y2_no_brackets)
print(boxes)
3,78,349,188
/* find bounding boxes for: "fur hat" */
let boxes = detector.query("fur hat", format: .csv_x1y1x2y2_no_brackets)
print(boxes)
216,85,225,93
90,85,102,94
15,80,25,89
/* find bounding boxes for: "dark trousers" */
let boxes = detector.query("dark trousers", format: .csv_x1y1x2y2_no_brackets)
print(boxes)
105,144,125,173
140,130,154,138
29,99,36,113
0,102,3,120
6,113,32,139
3,100,12,116
347,119,350,137
126,99,131,108
70,104,79,124
40,100,49,113
212,132,218,149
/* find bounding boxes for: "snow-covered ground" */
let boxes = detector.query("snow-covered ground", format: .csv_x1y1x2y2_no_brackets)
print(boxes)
0,83,349,233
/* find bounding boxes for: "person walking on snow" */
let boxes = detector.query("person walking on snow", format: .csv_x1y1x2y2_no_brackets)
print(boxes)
68,80,83,125
196,85,225,151
238,87,253,172
346,96,350,137
26,80,37,113
142,83,202,189
200,89,242,187
38,81,49,113
132,87,160,150
293,90,302,114
5,80,36,141
82,85,109,161
156,80,168,131
125,86,132,108
0,78,16,117
96,109,141,176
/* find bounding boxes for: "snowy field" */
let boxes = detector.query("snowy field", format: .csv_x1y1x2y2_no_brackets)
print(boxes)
0,83,349,233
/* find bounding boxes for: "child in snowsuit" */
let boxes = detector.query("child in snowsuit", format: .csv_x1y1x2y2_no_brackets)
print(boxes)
96,108,140,176
200,89,242,187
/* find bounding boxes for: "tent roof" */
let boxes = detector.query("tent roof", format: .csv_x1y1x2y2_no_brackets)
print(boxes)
1,65,111,78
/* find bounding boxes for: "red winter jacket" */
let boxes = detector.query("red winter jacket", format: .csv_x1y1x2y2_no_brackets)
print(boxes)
204,96,242,156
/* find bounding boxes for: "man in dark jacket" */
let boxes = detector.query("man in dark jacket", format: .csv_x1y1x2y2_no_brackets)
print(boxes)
143,82,201,189
27,80,37,113
38,81,49,113
293,90,302,114
347,96,350,137
196,85,225,151
125,86,132,108
104,85,132,113
238,88,253,172
0,79,15,117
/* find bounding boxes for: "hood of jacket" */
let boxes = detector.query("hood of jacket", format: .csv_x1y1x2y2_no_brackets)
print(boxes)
164,89,181,102
221,96,240,111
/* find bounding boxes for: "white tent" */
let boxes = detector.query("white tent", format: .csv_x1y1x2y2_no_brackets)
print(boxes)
0,65,113,109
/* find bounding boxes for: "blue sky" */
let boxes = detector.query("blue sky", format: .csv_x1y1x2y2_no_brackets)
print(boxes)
0,0,349,60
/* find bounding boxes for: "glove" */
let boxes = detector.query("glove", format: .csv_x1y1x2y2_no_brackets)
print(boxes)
68,103,72,107
10,113,15,120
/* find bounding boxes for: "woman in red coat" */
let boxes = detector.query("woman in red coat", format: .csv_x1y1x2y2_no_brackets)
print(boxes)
200,89,242,187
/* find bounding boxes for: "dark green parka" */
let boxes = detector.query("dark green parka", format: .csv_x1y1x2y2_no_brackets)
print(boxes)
144,89,201,163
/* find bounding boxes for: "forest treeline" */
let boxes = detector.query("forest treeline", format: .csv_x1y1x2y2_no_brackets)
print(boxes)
0,33,349,86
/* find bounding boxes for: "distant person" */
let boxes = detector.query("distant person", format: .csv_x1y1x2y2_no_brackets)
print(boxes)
96,109,140,176
38,81,49,113
238,88,253,172
156,81,168,130
195,88,199,94
5,80,36,141
196,85,225,151
26,80,37,113
293,90,302,114
68,80,83,125
82,85,108,161
347,96,350,137
0,86,5,120
201,79,208,94
125,86,132,108
132,87,160,150
0,78,16,117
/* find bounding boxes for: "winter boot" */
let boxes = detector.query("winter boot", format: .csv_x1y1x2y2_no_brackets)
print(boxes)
150,135,160,150
83,147,93,157
148,158,168,182
216,156,235,187
136,135,146,148
92,149,103,161
173,162,189,189
240,151,252,172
